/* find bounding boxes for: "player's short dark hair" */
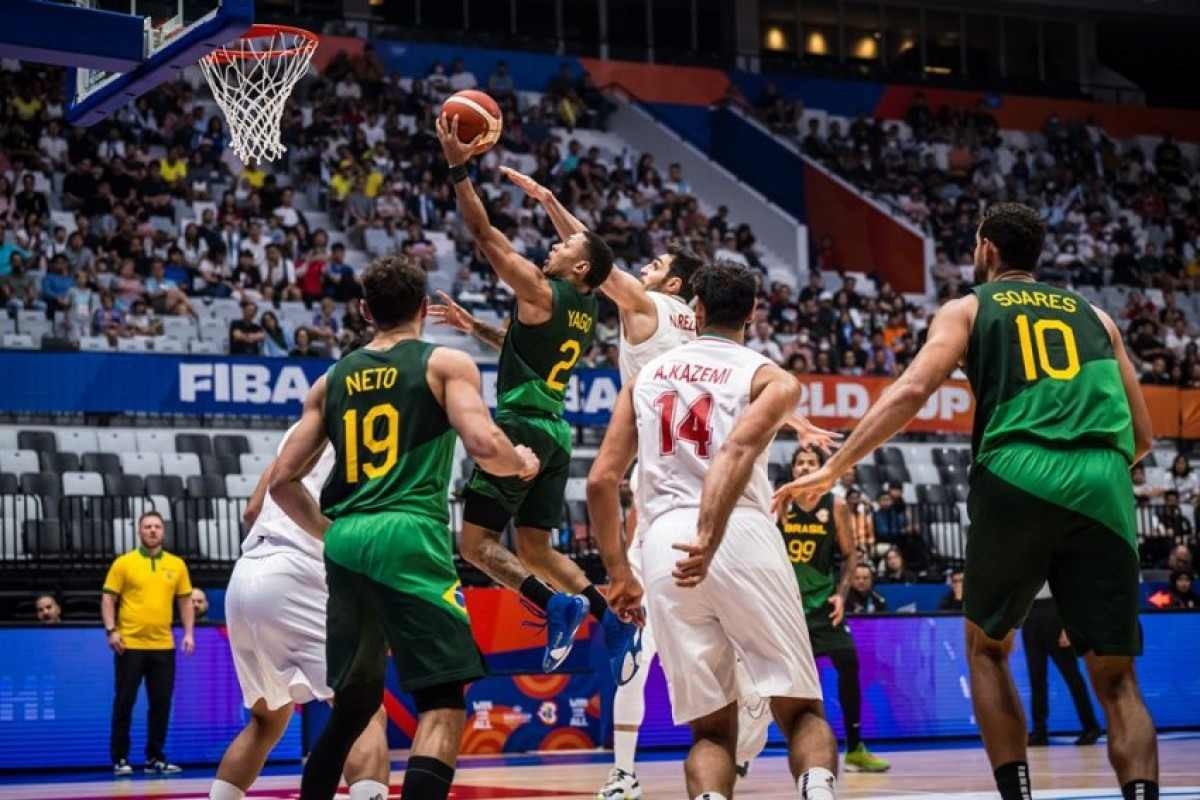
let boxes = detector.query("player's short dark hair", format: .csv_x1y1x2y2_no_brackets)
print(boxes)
361,255,425,328
581,231,614,288
977,203,1046,273
665,241,704,302
691,260,758,328
791,444,828,469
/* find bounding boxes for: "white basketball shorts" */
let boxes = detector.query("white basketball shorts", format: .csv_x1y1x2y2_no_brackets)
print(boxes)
225,549,331,710
642,506,822,724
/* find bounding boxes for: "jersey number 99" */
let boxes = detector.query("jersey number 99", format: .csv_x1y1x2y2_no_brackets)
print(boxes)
788,538,817,563
341,404,400,483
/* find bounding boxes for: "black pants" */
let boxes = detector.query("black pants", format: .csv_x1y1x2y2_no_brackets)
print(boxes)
111,649,176,764
1021,599,1099,735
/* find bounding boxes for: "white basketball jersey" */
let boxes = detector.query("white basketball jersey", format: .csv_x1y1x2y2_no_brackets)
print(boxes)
241,422,335,562
632,336,776,530
618,292,696,384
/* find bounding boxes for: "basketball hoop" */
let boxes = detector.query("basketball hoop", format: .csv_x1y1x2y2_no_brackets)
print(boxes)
199,24,318,164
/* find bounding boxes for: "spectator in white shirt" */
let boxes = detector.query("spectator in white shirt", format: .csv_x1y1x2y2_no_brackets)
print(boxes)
746,320,784,363
663,163,691,195
1166,317,1193,358
38,120,69,167
242,219,268,270
334,76,362,100
714,231,749,266
448,58,478,91
1168,455,1200,505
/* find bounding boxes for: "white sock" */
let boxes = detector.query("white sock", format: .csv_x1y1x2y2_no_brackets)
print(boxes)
798,767,836,800
209,779,245,800
348,779,389,800
613,730,639,773
694,794,728,800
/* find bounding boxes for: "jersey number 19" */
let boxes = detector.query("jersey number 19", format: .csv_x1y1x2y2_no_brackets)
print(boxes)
342,403,400,483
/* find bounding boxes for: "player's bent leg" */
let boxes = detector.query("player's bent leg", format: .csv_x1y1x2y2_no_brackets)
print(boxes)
342,705,390,800
459,491,533,592
685,702,738,800
965,622,1033,800
401,682,470,800
770,696,837,798
1083,654,1159,797
599,623,656,799
210,699,294,799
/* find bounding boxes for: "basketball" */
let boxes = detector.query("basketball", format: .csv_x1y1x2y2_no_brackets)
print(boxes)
442,89,503,153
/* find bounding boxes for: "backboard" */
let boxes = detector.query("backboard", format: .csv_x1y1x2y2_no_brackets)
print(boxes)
1,0,253,126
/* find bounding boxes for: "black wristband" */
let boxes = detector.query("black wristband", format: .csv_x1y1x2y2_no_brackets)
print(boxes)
449,163,469,183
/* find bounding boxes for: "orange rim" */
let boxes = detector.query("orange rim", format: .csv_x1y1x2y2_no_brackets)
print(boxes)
202,24,319,64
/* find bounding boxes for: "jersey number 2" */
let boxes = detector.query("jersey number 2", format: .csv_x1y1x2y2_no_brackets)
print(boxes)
545,340,581,392
1015,314,1080,381
342,404,399,483
653,391,713,458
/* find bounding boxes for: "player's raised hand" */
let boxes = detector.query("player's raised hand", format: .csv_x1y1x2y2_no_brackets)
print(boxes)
772,465,836,516
514,445,541,482
428,290,476,333
672,541,713,588
435,112,484,167
785,414,843,455
499,166,552,203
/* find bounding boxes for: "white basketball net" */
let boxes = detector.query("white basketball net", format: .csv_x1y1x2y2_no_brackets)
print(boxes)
199,28,317,164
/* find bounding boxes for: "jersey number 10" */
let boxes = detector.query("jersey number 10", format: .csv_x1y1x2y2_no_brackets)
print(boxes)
342,404,400,483
653,391,713,458
1014,314,1080,382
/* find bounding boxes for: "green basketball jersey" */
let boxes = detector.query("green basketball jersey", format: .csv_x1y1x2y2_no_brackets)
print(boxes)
321,339,456,523
496,278,597,424
779,493,839,613
967,281,1134,464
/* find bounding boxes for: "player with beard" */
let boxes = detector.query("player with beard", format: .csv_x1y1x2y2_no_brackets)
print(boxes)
774,203,1158,800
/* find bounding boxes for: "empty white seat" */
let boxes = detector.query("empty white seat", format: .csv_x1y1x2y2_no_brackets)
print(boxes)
246,431,283,455
3,334,36,349
145,494,172,520
160,316,196,340
225,474,258,498
119,451,162,477
0,494,42,525
564,477,587,502
910,463,941,485
239,452,272,475
62,471,104,496
56,429,99,456
79,336,112,352
0,430,19,450
901,482,918,505
928,522,962,559
199,320,228,341
154,337,186,353
116,336,152,352
136,431,176,453
112,518,139,553
161,452,201,478
0,449,39,474
189,339,223,354
97,430,137,453
198,517,241,559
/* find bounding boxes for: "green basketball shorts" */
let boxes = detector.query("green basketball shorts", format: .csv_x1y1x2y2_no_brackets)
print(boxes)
965,444,1142,657
464,410,571,531
323,511,486,692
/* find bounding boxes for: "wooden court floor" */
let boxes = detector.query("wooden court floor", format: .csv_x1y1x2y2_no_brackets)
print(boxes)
0,738,1196,799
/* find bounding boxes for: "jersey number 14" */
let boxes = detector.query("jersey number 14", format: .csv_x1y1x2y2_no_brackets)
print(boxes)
653,391,713,458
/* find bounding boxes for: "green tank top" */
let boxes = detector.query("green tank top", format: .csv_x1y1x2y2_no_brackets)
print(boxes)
320,339,456,523
497,278,597,418
967,280,1134,463
779,493,838,613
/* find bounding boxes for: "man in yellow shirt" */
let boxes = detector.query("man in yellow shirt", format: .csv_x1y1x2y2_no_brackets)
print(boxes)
101,511,195,777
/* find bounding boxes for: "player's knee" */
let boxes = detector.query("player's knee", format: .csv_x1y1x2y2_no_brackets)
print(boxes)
1086,656,1137,704
966,621,1014,660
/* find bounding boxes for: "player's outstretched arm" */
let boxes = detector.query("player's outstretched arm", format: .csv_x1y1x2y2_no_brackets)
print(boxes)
772,296,975,512
500,166,586,240
269,376,332,540
437,114,552,314
685,363,801,587
586,383,644,621
428,290,508,351
431,347,539,479
1095,304,1154,462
